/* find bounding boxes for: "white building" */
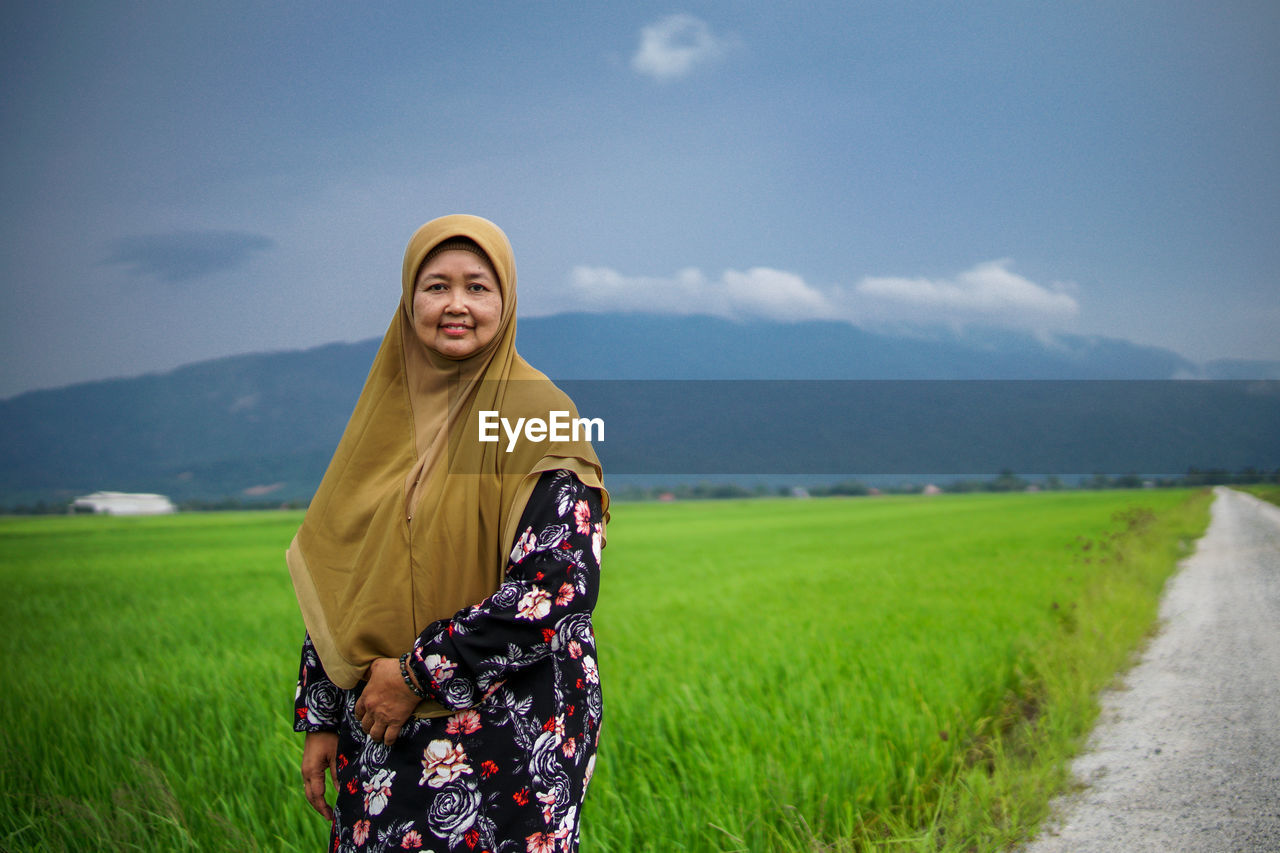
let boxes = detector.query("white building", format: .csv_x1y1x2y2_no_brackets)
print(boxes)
70,491,176,516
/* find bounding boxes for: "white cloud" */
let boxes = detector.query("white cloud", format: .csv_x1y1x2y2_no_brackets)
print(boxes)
721,268,833,320
568,265,831,321
554,259,1078,334
631,14,734,81
854,259,1079,328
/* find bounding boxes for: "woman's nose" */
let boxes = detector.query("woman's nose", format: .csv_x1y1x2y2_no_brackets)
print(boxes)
445,287,468,313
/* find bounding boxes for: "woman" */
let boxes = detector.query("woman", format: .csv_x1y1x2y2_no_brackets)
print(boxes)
290,214,608,853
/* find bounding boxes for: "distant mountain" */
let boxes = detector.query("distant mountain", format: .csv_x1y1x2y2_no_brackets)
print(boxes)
1,340,378,507
1201,358,1280,380
2,313,1277,508
515,313,1205,380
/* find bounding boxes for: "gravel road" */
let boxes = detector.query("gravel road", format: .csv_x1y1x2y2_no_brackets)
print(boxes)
1023,487,1280,853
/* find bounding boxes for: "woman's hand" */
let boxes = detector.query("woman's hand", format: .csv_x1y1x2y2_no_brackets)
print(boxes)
354,657,421,747
301,730,339,821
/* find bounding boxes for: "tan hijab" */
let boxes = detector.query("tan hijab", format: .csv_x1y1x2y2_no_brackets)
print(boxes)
288,215,607,715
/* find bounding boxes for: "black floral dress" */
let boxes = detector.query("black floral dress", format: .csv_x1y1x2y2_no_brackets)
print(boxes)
294,470,605,853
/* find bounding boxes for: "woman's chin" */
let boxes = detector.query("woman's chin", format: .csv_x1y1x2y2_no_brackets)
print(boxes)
425,338,479,360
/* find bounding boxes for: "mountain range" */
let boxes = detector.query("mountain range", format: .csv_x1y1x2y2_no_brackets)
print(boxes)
3,313,1278,508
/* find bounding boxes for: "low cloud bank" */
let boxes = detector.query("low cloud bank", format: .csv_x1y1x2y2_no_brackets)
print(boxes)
562,259,1079,334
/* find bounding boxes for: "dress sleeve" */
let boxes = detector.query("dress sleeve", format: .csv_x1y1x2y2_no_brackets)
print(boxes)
293,632,343,733
406,469,605,711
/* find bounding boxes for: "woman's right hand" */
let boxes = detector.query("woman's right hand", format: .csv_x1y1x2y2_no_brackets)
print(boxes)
354,656,422,746
301,730,339,821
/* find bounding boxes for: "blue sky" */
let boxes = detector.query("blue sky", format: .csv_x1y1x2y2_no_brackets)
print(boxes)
2,1,1277,397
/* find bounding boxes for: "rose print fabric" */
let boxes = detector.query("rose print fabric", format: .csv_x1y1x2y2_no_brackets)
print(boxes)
294,470,605,853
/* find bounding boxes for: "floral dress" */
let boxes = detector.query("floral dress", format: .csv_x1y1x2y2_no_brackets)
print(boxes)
295,470,605,853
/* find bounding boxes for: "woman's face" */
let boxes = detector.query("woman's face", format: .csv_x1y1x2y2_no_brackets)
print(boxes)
412,249,503,359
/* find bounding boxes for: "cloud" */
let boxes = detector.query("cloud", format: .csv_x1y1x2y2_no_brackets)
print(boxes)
631,14,735,81
720,268,834,320
569,265,833,321
104,230,275,283
563,259,1079,332
854,259,1079,327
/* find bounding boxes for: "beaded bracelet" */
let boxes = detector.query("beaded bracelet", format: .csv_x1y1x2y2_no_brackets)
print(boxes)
399,652,427,699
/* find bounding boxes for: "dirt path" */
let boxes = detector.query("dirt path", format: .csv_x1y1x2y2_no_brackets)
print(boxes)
1023,487,1280,852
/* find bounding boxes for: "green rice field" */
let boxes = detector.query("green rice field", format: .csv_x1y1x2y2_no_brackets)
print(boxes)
0,488,1211,852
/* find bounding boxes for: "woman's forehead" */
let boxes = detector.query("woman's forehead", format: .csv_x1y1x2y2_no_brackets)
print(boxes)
417,249,498,278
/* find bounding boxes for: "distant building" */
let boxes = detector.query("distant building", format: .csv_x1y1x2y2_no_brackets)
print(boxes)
70,491,176,516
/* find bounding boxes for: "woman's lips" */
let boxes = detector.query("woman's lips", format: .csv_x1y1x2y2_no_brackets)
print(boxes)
440,324,471,337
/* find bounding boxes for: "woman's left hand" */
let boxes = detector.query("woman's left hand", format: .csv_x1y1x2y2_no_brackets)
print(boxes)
354,657,420,746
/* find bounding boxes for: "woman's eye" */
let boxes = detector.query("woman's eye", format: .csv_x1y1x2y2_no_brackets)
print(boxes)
468,283,489,293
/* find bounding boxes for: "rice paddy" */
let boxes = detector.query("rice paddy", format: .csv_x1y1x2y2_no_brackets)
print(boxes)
0,488,1210,851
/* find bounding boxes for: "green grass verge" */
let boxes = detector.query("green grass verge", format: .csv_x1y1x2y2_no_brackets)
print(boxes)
910,491,1212,851
0,489,1209,851
1237,484,1280,508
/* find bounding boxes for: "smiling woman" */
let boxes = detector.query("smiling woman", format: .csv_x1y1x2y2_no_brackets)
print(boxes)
411,238,503,360
287,214,608,852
